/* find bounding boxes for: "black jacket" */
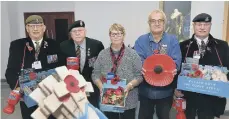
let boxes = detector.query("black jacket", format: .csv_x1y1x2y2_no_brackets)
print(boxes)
60,37,104,107
180,34,229,117
5,37,64,90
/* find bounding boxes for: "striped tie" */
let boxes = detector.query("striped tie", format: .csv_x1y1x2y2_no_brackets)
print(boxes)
76,45,81,71
35,42,40,60
35,41,40,51
200,40,206,57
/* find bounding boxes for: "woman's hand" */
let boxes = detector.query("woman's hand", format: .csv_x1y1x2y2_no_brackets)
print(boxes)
124,83,133,97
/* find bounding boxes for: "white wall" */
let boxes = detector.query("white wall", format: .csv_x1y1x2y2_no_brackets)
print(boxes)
74,1,158,48
1,2,11,79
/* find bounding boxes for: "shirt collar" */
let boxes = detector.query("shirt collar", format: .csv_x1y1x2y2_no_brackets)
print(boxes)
32,37,43,46
74,38,86,49
149,32,165,43
194,35,208,45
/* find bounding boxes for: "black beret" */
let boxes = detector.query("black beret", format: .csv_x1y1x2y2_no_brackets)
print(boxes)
68,20,85,32
192,13,212,22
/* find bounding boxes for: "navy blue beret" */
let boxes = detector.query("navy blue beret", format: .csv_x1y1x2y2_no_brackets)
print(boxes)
68,20,85,32
192,13,212,22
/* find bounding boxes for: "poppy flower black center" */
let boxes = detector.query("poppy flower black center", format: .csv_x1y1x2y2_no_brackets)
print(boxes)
70,82,75,87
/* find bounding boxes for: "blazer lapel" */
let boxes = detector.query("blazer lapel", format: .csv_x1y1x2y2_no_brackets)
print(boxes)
69,40,77,57
38,39,45,56
25,37,35,52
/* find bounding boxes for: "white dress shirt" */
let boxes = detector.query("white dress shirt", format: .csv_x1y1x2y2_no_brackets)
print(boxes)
32,38,43,50
195,35,208,46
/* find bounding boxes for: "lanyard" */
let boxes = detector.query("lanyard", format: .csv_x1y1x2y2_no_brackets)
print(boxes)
149,32,165,54
34,42,42,61
110,44,125,74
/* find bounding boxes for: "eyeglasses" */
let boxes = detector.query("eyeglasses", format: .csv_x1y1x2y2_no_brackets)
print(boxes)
110,32,123,37
194,23,211,28
149,19,164,25
27,24,43,29
71,29,84,33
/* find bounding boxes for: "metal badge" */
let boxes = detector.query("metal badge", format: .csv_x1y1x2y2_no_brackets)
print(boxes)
205,17,209,22
80,21,83,26
160,44,167,54
87,48,90,56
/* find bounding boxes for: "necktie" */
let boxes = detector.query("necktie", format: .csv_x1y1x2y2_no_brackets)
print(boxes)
76,45,81,71
35,42,40,51
200,40,206,57
35,42,40,60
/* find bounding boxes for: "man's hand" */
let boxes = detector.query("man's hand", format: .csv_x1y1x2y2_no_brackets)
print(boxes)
174,89,184,98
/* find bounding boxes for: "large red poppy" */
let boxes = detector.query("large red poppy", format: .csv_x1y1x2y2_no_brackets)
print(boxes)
64,75,80,93
143,54,176,86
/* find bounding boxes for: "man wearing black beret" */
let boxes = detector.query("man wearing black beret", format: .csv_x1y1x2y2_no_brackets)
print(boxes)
60,20,104,108
179,13,229,119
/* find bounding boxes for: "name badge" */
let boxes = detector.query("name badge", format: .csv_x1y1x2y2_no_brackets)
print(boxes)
106,72,115,80
32,61,42,69
193,51,200,59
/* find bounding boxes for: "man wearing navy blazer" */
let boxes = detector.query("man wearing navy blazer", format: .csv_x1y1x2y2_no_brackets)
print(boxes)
60,20,104,108
5,15,63,119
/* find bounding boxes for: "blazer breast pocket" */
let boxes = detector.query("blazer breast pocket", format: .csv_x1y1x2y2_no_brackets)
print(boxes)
47,54,58,64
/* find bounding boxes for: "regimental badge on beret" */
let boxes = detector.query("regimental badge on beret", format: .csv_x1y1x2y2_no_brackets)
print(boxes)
36,19,39,23
205,17,209,22
80,20,83,27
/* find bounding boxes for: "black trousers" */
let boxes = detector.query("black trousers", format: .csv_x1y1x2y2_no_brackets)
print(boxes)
20,101,55,119
87,92,99,108
105,108,136,119
185,99,214,119
138,95,173,119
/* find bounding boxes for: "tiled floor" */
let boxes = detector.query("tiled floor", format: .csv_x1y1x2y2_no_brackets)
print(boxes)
1,81,229,119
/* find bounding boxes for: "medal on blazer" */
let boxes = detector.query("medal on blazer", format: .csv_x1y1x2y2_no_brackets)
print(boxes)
87,48,90,56
160,44,167,54
44,41,48,48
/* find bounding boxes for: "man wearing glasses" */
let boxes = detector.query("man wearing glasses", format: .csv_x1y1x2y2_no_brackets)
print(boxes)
134,10,182,119
180,13,229,119
60,20,104,108
5,15,63,119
